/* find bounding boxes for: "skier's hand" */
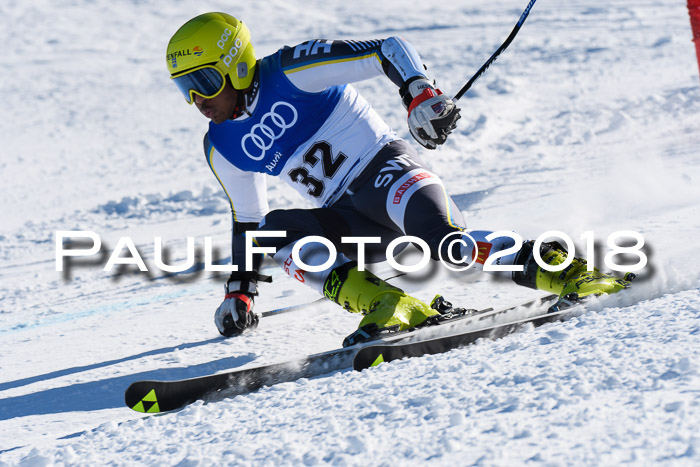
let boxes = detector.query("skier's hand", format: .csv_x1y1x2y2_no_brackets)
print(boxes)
215,292,259,337
405,79,460,150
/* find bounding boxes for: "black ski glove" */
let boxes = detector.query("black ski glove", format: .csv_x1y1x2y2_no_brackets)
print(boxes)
214,275,263,337
402,78,460,150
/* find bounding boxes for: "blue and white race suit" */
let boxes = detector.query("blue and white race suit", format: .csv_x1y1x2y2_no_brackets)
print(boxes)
204,37,518,293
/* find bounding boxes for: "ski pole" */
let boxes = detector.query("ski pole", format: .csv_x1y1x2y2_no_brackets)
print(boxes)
453,0,537,101
261,272,407,318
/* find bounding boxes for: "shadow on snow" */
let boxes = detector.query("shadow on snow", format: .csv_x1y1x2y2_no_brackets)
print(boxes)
0,339,255,419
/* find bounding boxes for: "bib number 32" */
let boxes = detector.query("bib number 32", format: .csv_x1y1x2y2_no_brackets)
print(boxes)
288,141,347,198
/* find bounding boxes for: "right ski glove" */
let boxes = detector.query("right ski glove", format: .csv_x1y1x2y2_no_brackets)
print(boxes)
214,277,260,337
403,78,460,150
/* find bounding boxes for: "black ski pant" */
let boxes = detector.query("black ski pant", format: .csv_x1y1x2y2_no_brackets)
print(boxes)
257,140,466,291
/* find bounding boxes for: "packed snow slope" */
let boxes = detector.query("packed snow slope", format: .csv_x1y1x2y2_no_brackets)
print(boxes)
2,0,700,465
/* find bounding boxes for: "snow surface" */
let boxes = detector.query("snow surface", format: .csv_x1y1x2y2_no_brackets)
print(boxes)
2,0,700,465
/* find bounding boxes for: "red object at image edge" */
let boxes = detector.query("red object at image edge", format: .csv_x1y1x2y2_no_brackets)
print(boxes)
689,0,700,78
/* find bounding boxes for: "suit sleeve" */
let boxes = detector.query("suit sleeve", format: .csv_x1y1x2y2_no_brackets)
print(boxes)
204,134,269,224
204,134,269,276
279,37,430,93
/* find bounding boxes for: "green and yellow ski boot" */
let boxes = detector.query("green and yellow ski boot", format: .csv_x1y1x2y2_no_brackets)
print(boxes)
513,240,633,300
323,263,439,346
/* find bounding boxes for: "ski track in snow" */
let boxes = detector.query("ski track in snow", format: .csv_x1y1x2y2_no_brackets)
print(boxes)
2,0,700,465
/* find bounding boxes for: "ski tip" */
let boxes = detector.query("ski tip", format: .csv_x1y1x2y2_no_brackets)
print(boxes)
125,386,162,413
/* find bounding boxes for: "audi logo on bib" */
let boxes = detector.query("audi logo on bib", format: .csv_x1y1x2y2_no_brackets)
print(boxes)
241,101,298,161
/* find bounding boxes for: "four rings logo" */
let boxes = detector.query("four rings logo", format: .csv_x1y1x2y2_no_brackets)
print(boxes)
241,101,298,161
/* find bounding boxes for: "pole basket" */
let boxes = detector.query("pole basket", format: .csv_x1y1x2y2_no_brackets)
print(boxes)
690,0,700,79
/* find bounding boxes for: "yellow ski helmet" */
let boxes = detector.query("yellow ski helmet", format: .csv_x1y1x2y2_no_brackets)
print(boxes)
166,12,256,103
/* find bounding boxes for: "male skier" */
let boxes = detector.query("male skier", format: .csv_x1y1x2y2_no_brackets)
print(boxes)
165,13,630,344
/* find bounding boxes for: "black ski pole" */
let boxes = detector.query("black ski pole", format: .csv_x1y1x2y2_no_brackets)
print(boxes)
453,0,537,101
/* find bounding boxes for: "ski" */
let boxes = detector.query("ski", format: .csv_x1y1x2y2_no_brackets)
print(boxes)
125,345,358,413
124,304,491,413
123,306,477,413
124,294,557,413
353,293,573,371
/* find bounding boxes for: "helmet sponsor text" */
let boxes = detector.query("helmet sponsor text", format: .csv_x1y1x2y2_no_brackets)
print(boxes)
223,38,244,68
217,28,233,49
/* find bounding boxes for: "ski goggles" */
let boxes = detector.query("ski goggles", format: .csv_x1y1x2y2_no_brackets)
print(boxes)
171,65,226,104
